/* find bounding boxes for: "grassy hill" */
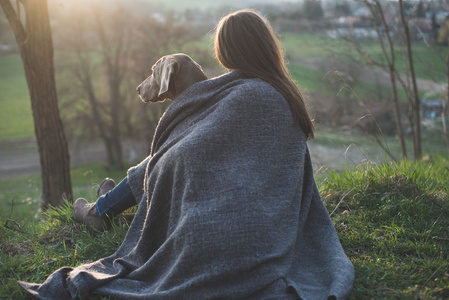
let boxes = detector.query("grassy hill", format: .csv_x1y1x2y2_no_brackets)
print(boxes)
0,157,448,299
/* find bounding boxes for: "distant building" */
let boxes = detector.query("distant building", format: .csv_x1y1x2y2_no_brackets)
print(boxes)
421,99,445,119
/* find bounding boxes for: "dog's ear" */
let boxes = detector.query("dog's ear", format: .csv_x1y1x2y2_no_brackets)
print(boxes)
158,57,179,98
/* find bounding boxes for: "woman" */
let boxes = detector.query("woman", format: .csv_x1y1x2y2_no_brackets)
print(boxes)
72,8,316,232
20,9,354,299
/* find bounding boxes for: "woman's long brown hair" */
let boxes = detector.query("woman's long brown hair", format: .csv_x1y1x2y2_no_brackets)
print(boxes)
214,9,314,140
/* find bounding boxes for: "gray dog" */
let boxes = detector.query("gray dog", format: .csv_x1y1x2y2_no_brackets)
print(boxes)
136,53,207,103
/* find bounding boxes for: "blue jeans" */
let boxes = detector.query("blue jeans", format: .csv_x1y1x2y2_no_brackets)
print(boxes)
95,177,137,219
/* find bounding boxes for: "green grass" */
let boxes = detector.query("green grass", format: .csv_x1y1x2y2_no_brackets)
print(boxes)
355,41,448,84
288,60,410,103
0,163,130,225
1,156,449,299
320,156,449,299
288,63,328,93
282,32,448,85
0,163,132,299
0,55,34,141
1,202,131,300
282,32,441,112
281,32,349,59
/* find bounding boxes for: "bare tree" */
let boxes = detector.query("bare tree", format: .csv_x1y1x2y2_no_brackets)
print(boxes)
399,0,422,160
363,0,407,159
345,0,423,160
56,6,135,170
439,43,449,151
0,0,72,209
56,8,199,161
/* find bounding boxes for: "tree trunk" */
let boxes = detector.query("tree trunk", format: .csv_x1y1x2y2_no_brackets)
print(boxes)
399,0,422,160
388,68,407,158
371,0,407,159
109,75,124,170
444,44,449,152
1,0,72,209
360,0,407,159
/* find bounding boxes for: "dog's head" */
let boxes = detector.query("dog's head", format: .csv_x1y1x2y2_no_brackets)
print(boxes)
136,53,206,103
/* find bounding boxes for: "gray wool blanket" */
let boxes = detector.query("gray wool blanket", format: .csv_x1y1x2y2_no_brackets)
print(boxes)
20,70,354,299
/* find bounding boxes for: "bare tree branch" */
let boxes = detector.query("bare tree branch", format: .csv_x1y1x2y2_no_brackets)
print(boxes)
399,0,422,160
372,0,407,158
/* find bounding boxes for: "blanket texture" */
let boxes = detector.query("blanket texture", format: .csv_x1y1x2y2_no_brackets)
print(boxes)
20,70,354,299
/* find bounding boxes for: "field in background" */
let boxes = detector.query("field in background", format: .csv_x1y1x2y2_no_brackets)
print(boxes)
137,0,286,11
0,55,33,141
1,32,447,142
281,32,447,96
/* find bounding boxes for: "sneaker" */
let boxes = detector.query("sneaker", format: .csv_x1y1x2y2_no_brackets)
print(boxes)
73,198,109,233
